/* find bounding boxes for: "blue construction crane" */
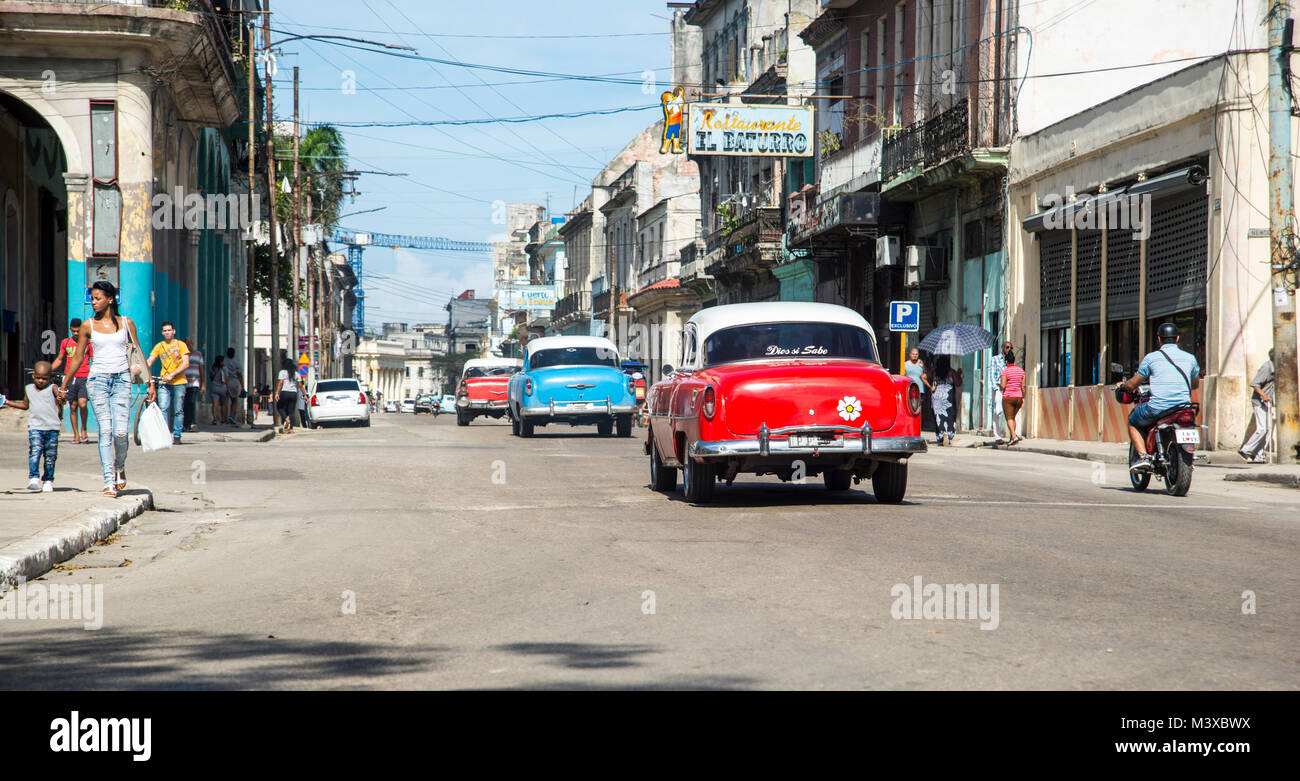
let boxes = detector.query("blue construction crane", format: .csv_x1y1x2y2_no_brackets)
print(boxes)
330,229,493,331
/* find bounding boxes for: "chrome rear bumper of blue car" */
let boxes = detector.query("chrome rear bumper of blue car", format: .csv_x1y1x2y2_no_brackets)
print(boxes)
520,398,636,418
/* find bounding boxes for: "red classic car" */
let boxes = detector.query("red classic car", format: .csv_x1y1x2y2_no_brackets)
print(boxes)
455,357,521,426
646,302,925,503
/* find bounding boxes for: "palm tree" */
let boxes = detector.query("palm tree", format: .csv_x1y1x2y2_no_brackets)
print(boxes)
274,124,349,232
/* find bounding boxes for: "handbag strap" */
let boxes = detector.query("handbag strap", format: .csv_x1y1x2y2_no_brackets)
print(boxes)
1156,346,1192,393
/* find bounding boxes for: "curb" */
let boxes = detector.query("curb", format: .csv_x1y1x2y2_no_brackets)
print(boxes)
0,487,154,590
1222,471,1300,489
974,441,1127,464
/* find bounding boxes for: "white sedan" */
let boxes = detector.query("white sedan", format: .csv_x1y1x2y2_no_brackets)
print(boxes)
308,378,371,427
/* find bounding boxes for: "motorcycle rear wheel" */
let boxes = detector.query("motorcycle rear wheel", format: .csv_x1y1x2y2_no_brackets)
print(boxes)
1165,440,1193,497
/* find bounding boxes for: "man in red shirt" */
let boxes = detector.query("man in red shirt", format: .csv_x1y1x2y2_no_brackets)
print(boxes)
51,318,93,444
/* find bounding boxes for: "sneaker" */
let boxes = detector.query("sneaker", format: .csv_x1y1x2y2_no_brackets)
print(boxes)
1238,449,1252,462
27,478,41,491
1129,455,1152,474
173,436,182,445
41,481,53,493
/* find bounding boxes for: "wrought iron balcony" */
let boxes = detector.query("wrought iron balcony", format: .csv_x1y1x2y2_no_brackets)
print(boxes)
882,99,971,181
552,290,591,324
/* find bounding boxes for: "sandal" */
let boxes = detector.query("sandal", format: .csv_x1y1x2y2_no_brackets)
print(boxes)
103,485,118,498
115,469,127,491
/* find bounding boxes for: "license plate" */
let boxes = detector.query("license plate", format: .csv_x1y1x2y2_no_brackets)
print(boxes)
1175,428,1200,444
568,402,589,410
789,434,841,448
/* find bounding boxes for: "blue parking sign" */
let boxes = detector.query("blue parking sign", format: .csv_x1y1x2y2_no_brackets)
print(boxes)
889,301,919,332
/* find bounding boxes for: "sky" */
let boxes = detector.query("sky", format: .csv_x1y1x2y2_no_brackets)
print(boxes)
273,0,673,329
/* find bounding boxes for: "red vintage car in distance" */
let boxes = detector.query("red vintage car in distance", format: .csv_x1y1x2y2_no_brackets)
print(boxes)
646,302,926,503
455,357,522,426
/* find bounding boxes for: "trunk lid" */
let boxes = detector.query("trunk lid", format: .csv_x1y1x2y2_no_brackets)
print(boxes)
702,360,898,436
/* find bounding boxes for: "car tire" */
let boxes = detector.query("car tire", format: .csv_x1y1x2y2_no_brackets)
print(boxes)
616,414,632,438
362,417,371,428
871,461,907,504
519,418,535,438
596,419,613,437
457,411,470,427
650,442,677,491
682,455,715,503
511,413,520,436
823,470,852,491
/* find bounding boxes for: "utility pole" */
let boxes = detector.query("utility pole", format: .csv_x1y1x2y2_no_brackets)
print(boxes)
245,16,256,424
291,65,301,379
263,1,280,426
1269,1,1299,463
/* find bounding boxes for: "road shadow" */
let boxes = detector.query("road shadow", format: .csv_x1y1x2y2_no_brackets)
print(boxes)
488,641,759,689
494,641,656,670
655,481,920,508
0,627,442,690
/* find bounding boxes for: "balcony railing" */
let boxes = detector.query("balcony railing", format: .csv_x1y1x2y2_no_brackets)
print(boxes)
553,290,591,323
882,99,970,181
705,205,784,254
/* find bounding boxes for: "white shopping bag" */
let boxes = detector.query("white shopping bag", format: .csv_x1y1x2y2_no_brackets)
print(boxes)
138,402,173,453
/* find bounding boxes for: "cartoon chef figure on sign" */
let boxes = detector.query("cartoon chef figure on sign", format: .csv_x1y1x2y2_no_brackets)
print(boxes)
660,86,685,155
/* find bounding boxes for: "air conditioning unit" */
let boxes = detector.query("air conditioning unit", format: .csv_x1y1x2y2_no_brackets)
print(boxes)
904,245,950,288
876,236,899,267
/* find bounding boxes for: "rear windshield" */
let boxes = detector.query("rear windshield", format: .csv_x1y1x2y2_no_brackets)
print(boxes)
315,380,360,392
465,366,515,378
704,323,878,366
530,346,617,369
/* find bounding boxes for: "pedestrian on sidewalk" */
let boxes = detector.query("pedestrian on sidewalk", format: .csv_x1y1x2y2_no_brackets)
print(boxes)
927,355,962,446
55,280,146,497
183,338,205,432
1239,348,1275,463
1000,350,1027,446
209,355,228,424
989,341,1009,443
51,318,92,444
146,322,190,445
1,361,63,491
223,347,244,426
275,359,301,433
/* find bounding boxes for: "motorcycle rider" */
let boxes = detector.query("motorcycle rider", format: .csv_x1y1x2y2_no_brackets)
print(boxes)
1116,322,1201,474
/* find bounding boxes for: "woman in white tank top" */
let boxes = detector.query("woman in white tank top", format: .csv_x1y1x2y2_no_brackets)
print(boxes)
56,281,151,497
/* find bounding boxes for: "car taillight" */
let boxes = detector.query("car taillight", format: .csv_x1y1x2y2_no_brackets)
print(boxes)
907,382,921,416
358,393,366,404
702,386,716,420
628,375,635,394
310,395,318,407
525,378,533,395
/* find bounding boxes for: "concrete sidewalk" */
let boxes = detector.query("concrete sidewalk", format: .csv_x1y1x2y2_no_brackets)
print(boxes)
0,471,153,589
959,435,1300,489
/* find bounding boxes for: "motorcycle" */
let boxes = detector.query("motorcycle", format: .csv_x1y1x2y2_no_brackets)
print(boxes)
1114,384,1200,496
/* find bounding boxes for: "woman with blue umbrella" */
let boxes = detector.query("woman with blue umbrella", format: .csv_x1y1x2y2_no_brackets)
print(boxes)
919,323,996,447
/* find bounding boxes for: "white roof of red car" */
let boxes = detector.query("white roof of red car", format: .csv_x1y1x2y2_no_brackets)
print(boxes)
687,302,876,345
462,357,521,371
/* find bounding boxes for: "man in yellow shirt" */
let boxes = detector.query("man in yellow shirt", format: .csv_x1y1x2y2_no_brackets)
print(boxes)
146,321,190,444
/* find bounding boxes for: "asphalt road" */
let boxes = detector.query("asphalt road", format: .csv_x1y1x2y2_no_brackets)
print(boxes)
2,412,1296,689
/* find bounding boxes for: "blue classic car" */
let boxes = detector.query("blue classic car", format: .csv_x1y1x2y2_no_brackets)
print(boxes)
507,335,637,437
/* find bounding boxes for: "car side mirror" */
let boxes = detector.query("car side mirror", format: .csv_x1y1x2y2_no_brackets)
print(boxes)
661,364,674,376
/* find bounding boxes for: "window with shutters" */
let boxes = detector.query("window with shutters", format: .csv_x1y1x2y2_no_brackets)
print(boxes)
1038,230,1071,328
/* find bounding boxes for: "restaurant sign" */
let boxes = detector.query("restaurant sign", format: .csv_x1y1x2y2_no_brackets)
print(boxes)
687,103,814,157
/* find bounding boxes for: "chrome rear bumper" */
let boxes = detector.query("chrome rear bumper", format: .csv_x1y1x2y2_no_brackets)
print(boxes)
687,422,927,458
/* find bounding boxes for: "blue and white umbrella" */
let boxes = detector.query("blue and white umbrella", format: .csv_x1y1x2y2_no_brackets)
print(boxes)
918,322,996,355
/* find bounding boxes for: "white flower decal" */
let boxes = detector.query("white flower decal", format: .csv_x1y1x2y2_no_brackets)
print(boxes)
837,396,862,422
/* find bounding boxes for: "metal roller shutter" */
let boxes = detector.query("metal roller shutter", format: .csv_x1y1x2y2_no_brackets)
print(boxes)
1146,190,1208,318
1076,231,1102,324
1106,227,1140,320
1039,230,1072,328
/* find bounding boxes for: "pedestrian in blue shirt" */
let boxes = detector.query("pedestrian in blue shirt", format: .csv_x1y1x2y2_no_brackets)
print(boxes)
1116,322,1201,473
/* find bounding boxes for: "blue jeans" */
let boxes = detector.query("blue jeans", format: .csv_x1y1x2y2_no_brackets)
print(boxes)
1128,402,1166,430
88,371,133,487
28,430,59,481
156,383,187,440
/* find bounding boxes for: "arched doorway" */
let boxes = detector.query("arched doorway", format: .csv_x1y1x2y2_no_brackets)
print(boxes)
0,90,68,398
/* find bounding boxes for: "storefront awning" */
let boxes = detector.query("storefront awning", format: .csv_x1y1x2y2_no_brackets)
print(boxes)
1021,165,1206,233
